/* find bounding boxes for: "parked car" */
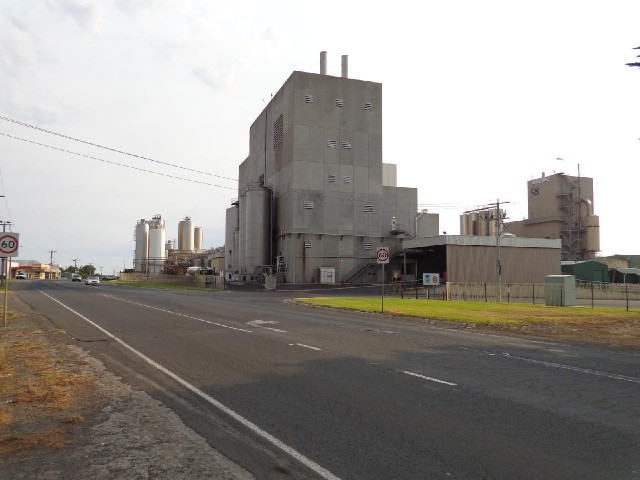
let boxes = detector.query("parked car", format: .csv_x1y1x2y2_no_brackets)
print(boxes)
101,275,117,281
85,276,100,286
71,273,82,282
15,272,27,280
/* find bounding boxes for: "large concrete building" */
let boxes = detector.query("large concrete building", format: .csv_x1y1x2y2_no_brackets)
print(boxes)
507,172,600,261
225,54,427,283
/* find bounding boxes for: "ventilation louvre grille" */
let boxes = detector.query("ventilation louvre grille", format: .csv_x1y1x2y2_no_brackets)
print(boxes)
343,176,351,183
327,140,337,148
328,175,336,183
273,114,283,148
304,241,312,249
364,243,373,250
363,205,374,212
364,103,373,110
303,201,314,209
335,99,344,107
341,141,352,149
305,95,314,103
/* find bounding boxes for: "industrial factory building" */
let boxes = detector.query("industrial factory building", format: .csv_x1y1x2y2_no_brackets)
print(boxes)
224,53,436,283
133,215,205,273
507,172,600,261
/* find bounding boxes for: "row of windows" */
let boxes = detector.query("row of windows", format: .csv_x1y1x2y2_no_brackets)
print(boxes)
305,94,373,111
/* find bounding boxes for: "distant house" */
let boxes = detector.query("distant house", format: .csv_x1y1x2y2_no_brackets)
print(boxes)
11,260,61,279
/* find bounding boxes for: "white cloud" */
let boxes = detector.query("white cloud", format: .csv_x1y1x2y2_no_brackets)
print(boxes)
48,0,105,32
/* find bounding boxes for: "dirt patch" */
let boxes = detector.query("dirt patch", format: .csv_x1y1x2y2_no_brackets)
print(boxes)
0,307,254,479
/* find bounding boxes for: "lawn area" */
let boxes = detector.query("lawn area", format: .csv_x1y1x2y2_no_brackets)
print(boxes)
294,297,640,348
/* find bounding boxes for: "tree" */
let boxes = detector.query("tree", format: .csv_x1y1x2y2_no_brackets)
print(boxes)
79,264,96,277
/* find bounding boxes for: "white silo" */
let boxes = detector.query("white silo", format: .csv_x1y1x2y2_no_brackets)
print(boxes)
238,192,246,271
178,216,195,251
194,226,203,251
148,226,166,274
134,219,149,272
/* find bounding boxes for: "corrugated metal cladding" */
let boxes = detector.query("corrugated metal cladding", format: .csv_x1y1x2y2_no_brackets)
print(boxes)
446,245,561,283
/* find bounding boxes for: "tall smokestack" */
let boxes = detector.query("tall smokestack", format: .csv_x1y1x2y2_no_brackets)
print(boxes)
341,54,348,78
320,51,327,75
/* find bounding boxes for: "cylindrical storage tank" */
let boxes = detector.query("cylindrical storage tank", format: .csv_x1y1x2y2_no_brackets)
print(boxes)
245,187,271,271
194,227,203,251
165,240,174,253
135,220,149,272
488,210,498,237
148,227,166,274
225,206,239,273
232,230,240,273
178,217,194,252
459,214,468,235
479,214,489,236
583,215,600,253
469,212,479,235
238,193,247,272
149,227,166,260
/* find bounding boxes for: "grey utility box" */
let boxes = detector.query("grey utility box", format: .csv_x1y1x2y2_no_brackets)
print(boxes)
545,275,576,306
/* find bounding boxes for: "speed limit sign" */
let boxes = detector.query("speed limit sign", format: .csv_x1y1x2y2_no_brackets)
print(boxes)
376,246,389,264
0,233,19,257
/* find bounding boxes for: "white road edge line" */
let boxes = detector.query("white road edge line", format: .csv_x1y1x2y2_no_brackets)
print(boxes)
400,370,457,386
290,343,322,351
101,294,253,333
39,291,340,480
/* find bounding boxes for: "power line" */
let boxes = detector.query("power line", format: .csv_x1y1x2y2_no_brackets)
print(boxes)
0,114,240,184
0,132,237,190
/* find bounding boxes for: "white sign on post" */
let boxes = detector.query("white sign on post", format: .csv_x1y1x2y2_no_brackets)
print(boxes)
376,247,389,264
0,233,19,257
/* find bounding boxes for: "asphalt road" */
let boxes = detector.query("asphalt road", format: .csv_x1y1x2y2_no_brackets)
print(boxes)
12,280,640,479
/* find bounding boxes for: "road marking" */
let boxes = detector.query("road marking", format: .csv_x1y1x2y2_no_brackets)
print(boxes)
39,291,341,480
247,319,287,332
400,370,457,386
460,347,640,384
290,343,322,351
101,295,252,333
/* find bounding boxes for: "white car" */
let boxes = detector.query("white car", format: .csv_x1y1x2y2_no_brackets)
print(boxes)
15,272,27,280
85,276,100,286
71,273,82,282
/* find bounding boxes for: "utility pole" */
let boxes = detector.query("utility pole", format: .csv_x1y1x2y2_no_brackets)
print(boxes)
49,250,56,280
72,258,80,273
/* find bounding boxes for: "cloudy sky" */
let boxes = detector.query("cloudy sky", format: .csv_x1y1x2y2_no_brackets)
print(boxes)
1,0,639,273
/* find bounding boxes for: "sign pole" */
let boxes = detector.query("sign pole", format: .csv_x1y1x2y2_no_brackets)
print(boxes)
3,257,7,327
381,263,385,313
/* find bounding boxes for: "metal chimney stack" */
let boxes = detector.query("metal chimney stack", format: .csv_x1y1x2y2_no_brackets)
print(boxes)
320,51,327,75
341,54,348,78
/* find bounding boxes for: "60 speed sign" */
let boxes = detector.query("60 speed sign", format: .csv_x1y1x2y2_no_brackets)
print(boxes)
0,233,19,257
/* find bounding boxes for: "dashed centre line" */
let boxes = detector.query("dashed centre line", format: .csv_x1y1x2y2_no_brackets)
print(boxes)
460,347,640,384
290,343,322,351
400,370,457,386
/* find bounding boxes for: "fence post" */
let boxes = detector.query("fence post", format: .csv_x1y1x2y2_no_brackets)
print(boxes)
591,282,594,309
401,284,404,299
484,283,487,302
507,283,510,304
533,283,535,305
626,283,629,312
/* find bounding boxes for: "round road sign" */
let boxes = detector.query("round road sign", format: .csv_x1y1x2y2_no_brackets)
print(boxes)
0,233,19,256
376,247,389,264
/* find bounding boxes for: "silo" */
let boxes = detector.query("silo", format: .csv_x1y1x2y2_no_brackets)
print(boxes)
225,205,239,273
178,217,195,251
583,215,600,254
148,226,166,274
238,193,247,271
245,187,271,271
469,212,479,235
459,214,468,235
134,220,149,272
194,227,203,251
